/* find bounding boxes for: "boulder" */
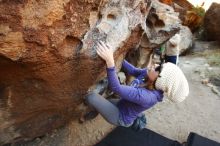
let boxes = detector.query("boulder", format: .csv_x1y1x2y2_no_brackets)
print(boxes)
179,26,193,54
135,0,181,68
183,10,203,32
204,3,220,43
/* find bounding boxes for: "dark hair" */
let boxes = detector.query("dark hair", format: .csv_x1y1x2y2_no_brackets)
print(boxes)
155,65,161,72
155,63,163,78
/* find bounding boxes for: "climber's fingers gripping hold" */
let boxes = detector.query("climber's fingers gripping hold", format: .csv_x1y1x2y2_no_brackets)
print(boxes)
96,41,114,63
96,43,106,60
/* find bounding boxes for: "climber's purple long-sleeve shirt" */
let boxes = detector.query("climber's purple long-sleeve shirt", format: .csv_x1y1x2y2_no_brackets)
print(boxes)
107,60,163,125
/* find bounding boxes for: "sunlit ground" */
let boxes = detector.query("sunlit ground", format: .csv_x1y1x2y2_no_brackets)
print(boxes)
188,0,220,10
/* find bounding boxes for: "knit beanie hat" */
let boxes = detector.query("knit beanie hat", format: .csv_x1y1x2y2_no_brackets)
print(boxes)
155,63,189,103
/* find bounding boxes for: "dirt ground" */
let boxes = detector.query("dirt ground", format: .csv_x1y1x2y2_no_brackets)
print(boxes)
16,43,220,146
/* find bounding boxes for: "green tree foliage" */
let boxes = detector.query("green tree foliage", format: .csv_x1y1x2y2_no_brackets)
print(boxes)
192,6,205,17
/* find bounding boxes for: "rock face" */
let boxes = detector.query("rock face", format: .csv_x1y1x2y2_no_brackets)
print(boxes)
171,0,203,32
136,0,181,67
179,26,193,54
204,3,220,43
159,0,173,6
0,0,182,144
173,0,193,10
183,10,203,32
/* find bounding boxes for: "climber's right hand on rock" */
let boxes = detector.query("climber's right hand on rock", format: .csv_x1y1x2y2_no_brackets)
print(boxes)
96,41,115,68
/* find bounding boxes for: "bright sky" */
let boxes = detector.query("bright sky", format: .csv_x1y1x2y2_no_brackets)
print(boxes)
188,0,220,10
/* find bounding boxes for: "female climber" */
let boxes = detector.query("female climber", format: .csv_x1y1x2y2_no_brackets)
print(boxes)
85,41,189,130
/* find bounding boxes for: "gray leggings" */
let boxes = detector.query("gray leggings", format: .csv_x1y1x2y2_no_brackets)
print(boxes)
85,92,120,126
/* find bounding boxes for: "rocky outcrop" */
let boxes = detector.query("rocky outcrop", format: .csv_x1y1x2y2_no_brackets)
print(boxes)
173,0,193,10
204,3,220,43
159,0,194,10
159,0,173,6
135,0,181,67
0,0,182,144
179,26,193,54
170,0,203,32
183,10,203,32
